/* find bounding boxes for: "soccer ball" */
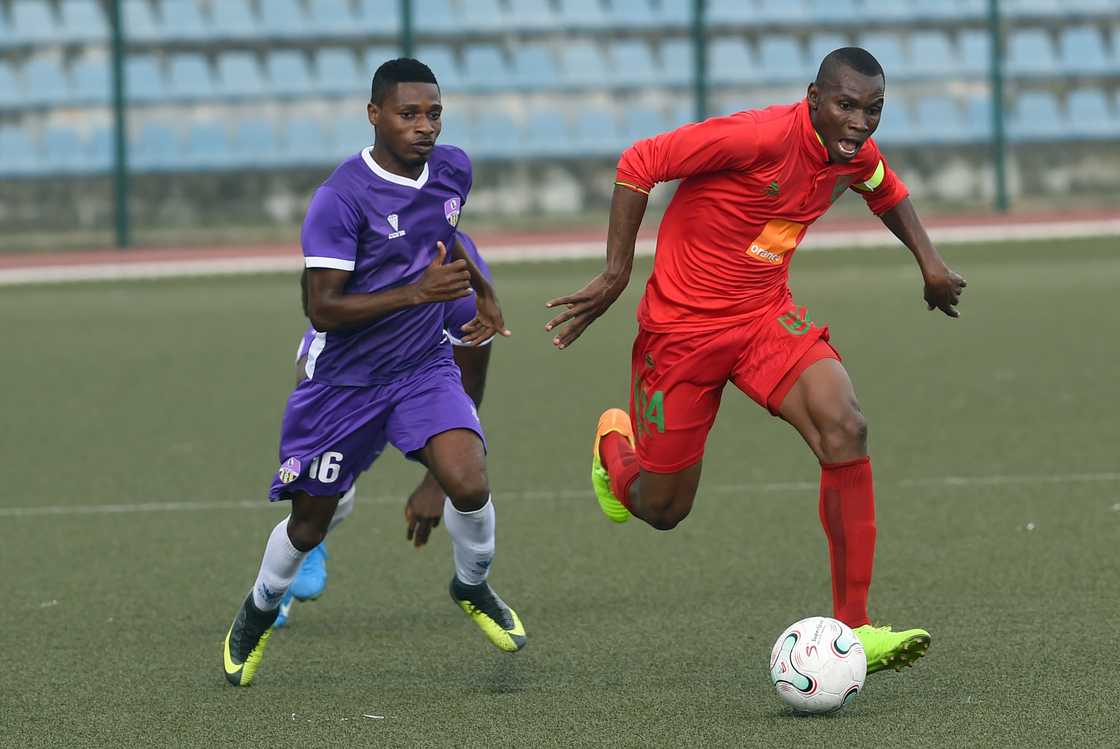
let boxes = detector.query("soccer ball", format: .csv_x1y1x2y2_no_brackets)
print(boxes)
768,616,867,714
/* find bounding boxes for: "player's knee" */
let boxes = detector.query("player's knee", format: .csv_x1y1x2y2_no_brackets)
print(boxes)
286,516,328,552
819,409,868,461
443,473,491,512
645,492,695,531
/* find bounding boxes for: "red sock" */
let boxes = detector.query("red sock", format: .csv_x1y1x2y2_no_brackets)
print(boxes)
600,433,640,510
819,456,876,628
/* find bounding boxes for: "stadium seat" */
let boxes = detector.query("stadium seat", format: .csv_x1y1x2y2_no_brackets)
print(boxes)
0,11,14,50
43,127,83,173
316,48,362,96
184,121,231,169
709,38,756,85
558,0,608,29
24,58,69,107
669,100,696,127
268,51,315,97
1009,91,1063,140
167,54,214,100
411,0,461,34
574,108,622,155
463,45,512,92
233,119,279,167
808,33,848,70
306,0,358,37
217,52,263,99
911,0,983,19
609,40,659,87
559,42,608,88
807,0,862,25
161,0,211,42
59,0,108,43
356,0,402,33
756,0,810,23
125,55,165,103
0,62,21,109
461,0,509,33
871,98,916,145
261,0,308,39
508,0,558,31
209,0,258,40
707,0,757,25
1067,89,1115,138
87,127,114,172
472,112,520,159
622,107,668,142
365,47,398,79
70,54,111,104
913,96,966,144
859,0,914,21
1059,25,1111,75
512,44,561,90
1006,29,1057,77
1001,0,1062,17
0,126,38,175
415,46,461,90
962,94,992,141
282,117,331,165
122,0,161,42
11,1,60,44
659,39,693,87
908,31,956,78
857,32,905,78
958,29,992,76
602,0,655,28
333,117,374,156
131,122,178,171
757,36,812,83
522,110,574,157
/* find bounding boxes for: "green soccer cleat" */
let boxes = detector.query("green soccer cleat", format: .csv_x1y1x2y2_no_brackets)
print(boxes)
450,577,526,653
222,593,279,687
592,408,634,524
853,624,931,674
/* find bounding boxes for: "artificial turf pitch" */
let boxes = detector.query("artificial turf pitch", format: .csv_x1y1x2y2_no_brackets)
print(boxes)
2,237,1118,747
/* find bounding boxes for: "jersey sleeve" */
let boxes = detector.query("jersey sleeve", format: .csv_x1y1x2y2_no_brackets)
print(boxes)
300,185,362,271
615,112,762,194
849,143,909,215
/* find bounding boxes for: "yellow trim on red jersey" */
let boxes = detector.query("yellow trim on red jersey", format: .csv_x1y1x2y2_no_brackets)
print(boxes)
852,160,885,192
615,180,650,195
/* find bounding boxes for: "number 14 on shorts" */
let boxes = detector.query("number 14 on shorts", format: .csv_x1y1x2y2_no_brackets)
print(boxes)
633,378,665,438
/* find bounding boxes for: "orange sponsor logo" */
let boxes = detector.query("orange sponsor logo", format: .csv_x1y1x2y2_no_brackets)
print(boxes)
746,219,806,265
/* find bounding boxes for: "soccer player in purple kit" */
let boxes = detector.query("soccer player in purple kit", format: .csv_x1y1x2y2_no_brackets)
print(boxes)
221,59,526,688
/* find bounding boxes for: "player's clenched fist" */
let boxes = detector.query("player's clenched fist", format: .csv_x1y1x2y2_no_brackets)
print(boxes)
922,264,967,318
415,241,472,302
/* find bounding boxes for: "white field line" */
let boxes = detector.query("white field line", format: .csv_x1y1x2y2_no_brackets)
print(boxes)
2,218,1119,286
2,471,1117,518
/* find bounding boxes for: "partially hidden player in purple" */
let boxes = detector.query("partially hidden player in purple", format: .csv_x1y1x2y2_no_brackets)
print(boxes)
221,59,525,688
274,231,496,628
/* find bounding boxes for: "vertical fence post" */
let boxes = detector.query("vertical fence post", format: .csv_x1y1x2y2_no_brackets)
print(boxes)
988,0,1009,213
691,0,707,122
108,0,130,247
401,0,414,58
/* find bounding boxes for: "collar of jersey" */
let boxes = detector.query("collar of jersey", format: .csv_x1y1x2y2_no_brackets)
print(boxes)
798,98,831,165
362,146,430,189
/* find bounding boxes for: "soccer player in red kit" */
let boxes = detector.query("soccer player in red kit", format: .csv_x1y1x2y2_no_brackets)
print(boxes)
545,48,966,674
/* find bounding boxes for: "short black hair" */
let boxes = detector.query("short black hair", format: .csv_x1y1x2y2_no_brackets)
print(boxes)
815,47,885,86
370,58,439,104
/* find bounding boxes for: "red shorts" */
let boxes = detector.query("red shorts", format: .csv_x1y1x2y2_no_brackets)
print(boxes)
629,299,840,473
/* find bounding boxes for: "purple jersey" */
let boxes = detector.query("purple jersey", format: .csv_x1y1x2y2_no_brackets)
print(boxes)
300,145,472,386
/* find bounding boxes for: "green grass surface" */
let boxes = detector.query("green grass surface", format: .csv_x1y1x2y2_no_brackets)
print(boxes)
3,238,1118,747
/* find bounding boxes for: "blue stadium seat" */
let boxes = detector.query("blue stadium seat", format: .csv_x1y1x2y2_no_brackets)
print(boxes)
0,62,22,108
122,0,160,42
558,0,608,28
522,111,573,157
858,32,905,78
909,31,956,78
131,123,179,171
1002,0,1062,17
1067,89,1115,138
1006,29,1057,77
808,33,848,70
168,54,214,100
807,0,861,24
609,40,658,87
333,117,374,156
184,121,231,169
233,119,279,167
958,29,991,76
316,48,362,96
756,0,810,22
913,96,966,144
508,0,558,31
43,127,83,173
209,0,258,40
659,39,693,87
411,0,460,34
268,51,315,97
356,0,402,33
911,0,983,19
859,0,914,21
24,58,69,107
11,1,60,44
463,45,512,92
59,0,108,43
161,0,210,42
364,47,397,79
622,107,668,142
126,55,164,103
472,112,519,159
709,38,756,85
574,108,622,155
757,36,811,83
70,54,111,104
308,0,360,37
461,0,509,33
707,0,757,24
282,117,331,165
669,100,696,128
217,52,263,99
512,45,560,90
1059,25,1111,75
963,94,992,141
1009,92,1063,140
602,0,655,28
87,127,113,172
559,42,608,88
0,12,14,50
414,46,460,91
0,126,38,175
261,0,308,39
871,98,916,145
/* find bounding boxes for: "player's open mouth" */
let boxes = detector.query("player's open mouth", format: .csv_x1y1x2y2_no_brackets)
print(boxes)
837,139,861,157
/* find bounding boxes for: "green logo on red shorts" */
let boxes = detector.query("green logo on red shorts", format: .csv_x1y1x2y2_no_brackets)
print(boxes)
634,377,666,437
778,306,812,336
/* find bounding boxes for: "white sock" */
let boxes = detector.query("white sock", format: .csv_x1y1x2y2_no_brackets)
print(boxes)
443,496,495,586
327,485,356,533
250,519,307,611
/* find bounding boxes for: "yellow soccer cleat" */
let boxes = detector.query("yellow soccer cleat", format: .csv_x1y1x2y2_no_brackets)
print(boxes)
450,578,526,653
222,594,278,687
592,408,635,523
853,624,932,674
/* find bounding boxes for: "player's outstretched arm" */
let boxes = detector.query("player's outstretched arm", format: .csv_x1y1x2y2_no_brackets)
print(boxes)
453,236,511,345
878,197,968,318
545,184,647,349
305,242,471,331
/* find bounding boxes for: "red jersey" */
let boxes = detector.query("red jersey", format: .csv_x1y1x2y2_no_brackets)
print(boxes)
615,99,909,333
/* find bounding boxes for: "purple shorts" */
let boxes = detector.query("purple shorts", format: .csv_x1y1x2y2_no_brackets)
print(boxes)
268,356,485,501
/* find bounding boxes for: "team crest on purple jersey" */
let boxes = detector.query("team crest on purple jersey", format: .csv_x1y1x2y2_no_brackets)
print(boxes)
278,456,302,484
444,197,460,227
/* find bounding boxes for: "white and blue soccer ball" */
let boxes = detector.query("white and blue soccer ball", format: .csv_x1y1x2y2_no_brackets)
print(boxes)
769,616,867,714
